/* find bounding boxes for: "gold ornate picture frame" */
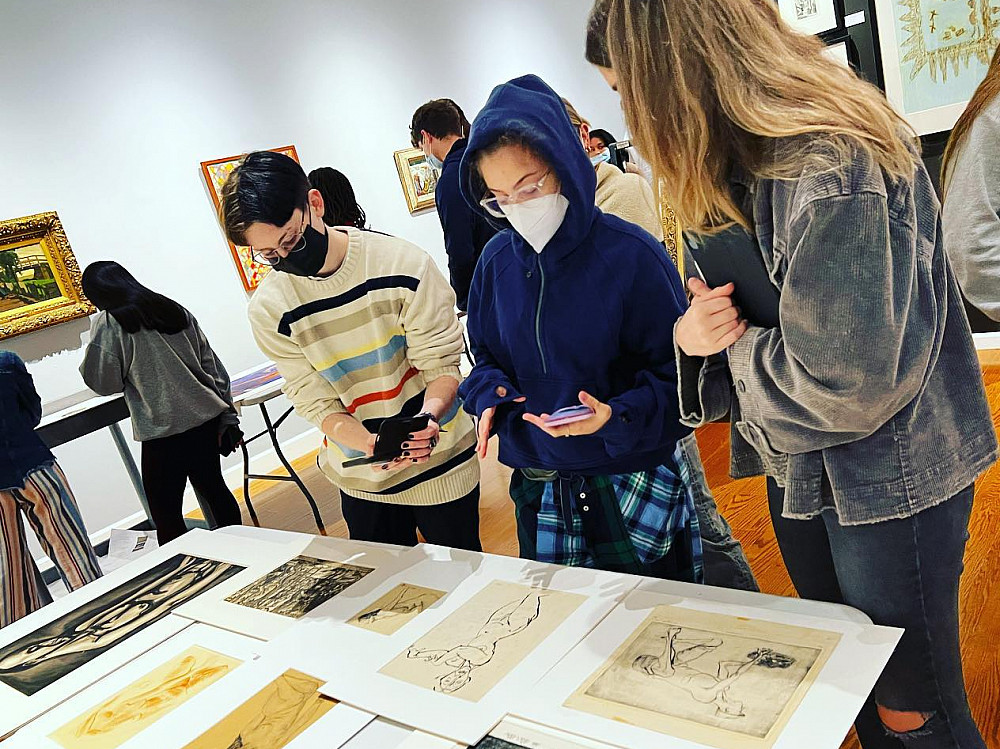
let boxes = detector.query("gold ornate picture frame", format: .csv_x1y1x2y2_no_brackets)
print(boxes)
393,147,440,214
0,212,93,340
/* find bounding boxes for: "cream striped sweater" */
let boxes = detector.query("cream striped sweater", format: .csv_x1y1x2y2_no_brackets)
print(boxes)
248,228,478,506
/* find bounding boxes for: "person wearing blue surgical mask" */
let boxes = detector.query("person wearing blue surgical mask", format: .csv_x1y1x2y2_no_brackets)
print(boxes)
410,99,497,313
457,74,710,583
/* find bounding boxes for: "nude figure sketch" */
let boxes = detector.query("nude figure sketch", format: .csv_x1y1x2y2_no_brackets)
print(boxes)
566,608,841,748
0,555,244,697
348,584,446,636
225,556,373,619
181,668,335,749
50,645,240,749
380,581,585,703
632,626,795,720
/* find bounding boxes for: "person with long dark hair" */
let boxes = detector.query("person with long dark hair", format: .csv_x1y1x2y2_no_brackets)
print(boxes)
588,1,997,745
941,46,1000,332
308,167,368,230
79,262,243,544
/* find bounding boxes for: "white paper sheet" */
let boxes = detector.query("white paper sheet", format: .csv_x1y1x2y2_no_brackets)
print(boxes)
484,716,622,748
0,529,292,739
174,536,410,641
340,717,422,749
134,645,375,748
315,553,639,744
513,578,902,749
5,623,263,749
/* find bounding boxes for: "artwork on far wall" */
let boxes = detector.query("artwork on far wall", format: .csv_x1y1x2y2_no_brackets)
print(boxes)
874,0,1000,134
394,147,440,214
776,0,840,36
200,145,300,293
0,212,94,340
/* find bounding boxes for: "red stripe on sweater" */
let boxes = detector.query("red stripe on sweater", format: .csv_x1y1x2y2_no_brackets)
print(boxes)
346,367,420,414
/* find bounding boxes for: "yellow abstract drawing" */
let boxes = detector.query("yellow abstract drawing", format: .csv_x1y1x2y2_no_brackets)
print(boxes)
50,646,239,749
898,0,1000,83
182,668,336,749
348,583,447,636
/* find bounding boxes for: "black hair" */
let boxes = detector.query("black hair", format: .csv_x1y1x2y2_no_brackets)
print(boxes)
585,0,613,68
81,261,188,335
219,151,310,246
410,99,471,148
308,167,367,229
588,128,617,148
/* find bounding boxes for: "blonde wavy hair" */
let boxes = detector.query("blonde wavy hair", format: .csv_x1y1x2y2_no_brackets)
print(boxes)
594,0,919,233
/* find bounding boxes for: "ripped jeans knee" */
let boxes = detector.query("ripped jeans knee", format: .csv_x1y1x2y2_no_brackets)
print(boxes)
877,705,935,740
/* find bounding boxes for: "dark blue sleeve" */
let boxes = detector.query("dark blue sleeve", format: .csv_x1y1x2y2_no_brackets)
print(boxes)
0,352,43,427
599,246,691,457
457,251,525,419
436,178,478,312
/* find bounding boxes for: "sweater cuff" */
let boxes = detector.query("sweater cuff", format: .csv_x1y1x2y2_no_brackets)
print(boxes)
599,401,639,457
421,366,463,383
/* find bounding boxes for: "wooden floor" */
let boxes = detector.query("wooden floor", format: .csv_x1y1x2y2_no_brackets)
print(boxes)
209,351,1000,749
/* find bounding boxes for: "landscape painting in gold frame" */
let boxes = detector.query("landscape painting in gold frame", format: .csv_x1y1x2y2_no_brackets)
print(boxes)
0,212,93,341
200,145,300,293
394,147,440,214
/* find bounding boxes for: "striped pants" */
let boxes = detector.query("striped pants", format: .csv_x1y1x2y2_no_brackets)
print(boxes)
0,462,102,627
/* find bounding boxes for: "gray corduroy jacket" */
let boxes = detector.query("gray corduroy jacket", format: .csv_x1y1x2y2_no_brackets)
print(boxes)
677,141,998,525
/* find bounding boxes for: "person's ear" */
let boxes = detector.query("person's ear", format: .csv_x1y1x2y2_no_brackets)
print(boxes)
579,123,592,152
307,188,326,223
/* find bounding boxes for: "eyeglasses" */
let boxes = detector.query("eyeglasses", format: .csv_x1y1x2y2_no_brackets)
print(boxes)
480,171,553,218
251,207,310,266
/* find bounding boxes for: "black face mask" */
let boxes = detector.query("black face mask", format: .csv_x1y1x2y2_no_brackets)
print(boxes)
274,223,329,277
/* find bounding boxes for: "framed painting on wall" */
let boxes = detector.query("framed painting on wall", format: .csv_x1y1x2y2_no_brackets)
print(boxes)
200,145,300,293
874,0,1000,135
777,0,841,36
394,147,440,214
0,212,94,341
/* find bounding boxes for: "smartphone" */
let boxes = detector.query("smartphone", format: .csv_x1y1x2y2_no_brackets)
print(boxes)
342,414,431,468
543,405,595,427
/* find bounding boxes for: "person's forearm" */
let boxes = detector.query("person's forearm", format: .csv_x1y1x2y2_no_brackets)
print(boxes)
421,375,460,421
321,413,375,455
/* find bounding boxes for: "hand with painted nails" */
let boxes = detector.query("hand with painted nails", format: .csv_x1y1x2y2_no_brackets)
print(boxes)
522,390,612,438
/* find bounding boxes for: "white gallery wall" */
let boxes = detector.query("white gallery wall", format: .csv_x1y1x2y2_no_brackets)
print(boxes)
0,0,627,558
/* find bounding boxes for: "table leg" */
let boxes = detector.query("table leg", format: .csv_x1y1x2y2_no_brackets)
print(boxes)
259,402,326,535
108,422,151,522
240,438,261,527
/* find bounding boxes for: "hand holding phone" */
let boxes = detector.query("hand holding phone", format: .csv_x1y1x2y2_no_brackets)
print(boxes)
342,414,431,468
543,405,596,427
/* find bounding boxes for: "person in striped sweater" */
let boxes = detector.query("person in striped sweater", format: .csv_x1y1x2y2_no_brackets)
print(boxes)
220,152,481,550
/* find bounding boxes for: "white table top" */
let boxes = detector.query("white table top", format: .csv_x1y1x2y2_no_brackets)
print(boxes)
37,392,123,429
974,331,1000,351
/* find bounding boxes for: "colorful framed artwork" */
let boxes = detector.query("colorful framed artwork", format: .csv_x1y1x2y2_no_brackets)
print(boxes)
874,0,1000,135
0,212,94,341
394,147,441,214
777,0,840,36
200,145,300,292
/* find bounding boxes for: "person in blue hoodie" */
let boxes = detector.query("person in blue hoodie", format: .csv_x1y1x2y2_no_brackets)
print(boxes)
457,75,707,581
0,351,102,627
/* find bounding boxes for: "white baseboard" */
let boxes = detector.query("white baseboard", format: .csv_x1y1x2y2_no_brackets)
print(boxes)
181,427,322,514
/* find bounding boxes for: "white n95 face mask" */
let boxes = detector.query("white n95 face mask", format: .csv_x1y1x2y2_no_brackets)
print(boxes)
500,193,570,254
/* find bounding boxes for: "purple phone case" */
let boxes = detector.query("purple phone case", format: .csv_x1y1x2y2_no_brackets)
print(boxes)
544,406,595,426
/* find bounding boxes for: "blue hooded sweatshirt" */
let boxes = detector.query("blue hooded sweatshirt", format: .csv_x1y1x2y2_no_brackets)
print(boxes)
457,74,691,476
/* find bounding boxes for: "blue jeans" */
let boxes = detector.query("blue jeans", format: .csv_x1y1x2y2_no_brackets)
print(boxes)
677,434,759,592
767,479,983,748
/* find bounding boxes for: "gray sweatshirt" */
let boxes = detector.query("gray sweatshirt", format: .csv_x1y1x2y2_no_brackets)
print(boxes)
80,311,235,441
942,96,1000,322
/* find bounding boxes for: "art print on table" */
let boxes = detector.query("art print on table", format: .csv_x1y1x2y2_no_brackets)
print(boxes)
565,606,841,749
875,0,1000,133
380,581,585,703
180,668,335,749
348,583,447,636
49,645,239,749
0,554,243,697
225,556,374,618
